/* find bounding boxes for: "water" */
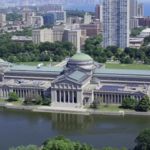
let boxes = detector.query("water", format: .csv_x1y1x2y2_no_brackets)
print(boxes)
1,108,150,150
65,3,150,17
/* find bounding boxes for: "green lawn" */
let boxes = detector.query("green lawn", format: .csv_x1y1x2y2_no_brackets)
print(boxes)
85,105,135,112
0,99,23,105
103,63,150,70
15,61,60,66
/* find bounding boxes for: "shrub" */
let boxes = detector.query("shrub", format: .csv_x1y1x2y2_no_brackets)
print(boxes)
42,98,51,105
135,95,150,112
8,92,19,101
121,98,138,109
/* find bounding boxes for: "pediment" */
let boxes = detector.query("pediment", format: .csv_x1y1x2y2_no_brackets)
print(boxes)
53,78,81,85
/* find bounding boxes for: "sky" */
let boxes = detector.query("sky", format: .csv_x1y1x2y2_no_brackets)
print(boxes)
138,0,150,2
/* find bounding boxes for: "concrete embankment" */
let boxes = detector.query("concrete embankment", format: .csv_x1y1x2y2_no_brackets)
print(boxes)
1,103,150,116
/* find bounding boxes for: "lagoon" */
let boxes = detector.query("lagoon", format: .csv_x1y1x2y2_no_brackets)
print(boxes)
1,108,150,150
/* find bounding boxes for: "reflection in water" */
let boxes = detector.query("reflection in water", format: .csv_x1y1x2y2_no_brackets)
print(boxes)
51,113,94,131
1,107,150,150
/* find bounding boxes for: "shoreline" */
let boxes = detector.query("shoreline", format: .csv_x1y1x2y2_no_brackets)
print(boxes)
1,103,150,116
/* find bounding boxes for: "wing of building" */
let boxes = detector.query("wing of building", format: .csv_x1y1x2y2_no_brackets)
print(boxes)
0,53,149,108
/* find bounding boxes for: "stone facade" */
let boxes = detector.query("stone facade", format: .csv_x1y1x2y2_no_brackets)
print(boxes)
0,54,149,107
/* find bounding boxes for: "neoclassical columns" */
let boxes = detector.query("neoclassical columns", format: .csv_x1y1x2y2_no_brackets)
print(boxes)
56,90,77,104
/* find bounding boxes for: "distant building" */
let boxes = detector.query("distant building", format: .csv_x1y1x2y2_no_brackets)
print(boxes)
47,11,66,23
138,3,144,17
32,28,53,44
84,12,91,24
0,13,6,27
64,29,81,53
103,0,129,49
43,13,56,25
22,11,35,22
129,37,144,48
130,18,138,30
11,36,32,44
145,17,150,27
130,0,138,18
44,4,63,13
95,4,103,22
66,17,82,25
81,23,99,36
27,16,43,27
53,25,66,42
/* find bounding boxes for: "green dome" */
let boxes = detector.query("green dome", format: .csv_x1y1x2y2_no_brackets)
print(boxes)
71,53,93,61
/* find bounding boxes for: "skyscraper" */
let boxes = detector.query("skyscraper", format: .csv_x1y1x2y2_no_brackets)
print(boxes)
84,12,92,24
95,4,103,22
43,13,56,25
103,0,130,49
130,0,138,18
138,3,144,17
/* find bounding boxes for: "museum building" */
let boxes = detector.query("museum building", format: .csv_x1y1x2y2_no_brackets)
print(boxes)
0,53,149,107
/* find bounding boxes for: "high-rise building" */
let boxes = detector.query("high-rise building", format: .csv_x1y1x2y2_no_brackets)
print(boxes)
84,12,92,24
138,3,144,17
32,28,53,44
130,0,138,18
103,0,130,49
44,4,63,13
95,4,103,22
66,17,82,25
0,13,6,27
80,23,99,36
130,18,138,30
22,11,35,22
64,29,81,53
27,16,43,27
145,17,150,27
46,11,66,23
0,14,6,22
43,13,56,25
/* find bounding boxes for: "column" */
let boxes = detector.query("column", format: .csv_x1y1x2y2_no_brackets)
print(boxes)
63,91,65,103
59,91,61,103
72,91,74,103
68,91,70,103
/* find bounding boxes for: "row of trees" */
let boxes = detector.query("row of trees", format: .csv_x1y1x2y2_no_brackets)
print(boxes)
121,95,150,112
0,29,76,63
7,92,51,106
66,10,94,18
9,129,150,150
83,34,150,64
131,27,145,37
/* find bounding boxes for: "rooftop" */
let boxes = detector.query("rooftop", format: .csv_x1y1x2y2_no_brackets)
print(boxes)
71,53,93,61
94,69,150,77
0,79,51,89
7,65,64,74
68,70,87,82
11,36,32,41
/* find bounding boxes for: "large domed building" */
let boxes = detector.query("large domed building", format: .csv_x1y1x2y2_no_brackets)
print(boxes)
0,52,148,108
67,53,94,70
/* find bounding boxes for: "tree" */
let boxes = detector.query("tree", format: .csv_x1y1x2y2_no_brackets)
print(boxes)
24,95,41,105
90,98,101,109
37,96,43,105
134,128,150,150
135,95,150,112
8,92,19,101
43,98,51,105
121,98,138,109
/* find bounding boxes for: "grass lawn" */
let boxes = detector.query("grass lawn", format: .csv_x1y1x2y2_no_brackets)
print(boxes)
0,99,23,105
15,61,60,66
103,63,150,70
84,105,135,112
